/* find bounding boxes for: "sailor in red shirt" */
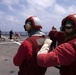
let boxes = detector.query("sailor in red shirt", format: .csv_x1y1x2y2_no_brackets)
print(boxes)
48,26,57,50
48,26,65,50
37,14,76,75
13,16,47,75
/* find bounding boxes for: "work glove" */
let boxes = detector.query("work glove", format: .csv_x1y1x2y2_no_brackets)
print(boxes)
37,39,52,55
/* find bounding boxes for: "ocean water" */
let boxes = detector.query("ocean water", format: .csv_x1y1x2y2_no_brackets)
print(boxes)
1,31,49,36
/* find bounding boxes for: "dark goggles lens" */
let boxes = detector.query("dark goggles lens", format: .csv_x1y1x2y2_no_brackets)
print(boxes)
24,25,25,28
65,26,73,29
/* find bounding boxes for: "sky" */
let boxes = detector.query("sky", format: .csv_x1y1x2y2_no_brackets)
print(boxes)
0,0,76,32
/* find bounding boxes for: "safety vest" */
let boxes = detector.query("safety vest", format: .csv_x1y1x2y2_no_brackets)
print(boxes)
19,36,47,75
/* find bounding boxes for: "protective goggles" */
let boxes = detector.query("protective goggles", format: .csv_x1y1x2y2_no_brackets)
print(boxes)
65,26,73,29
